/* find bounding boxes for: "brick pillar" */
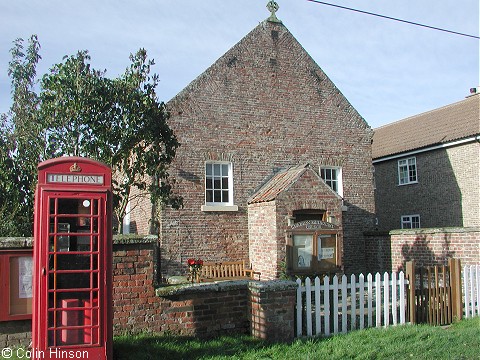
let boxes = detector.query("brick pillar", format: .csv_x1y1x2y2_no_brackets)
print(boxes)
248,280,297,343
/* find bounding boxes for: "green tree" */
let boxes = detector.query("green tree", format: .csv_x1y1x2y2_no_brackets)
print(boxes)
1,36,182,236
108,49,183,232
0,35,42,236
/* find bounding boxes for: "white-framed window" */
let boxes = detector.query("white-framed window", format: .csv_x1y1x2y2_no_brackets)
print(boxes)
320,167,343,197
398,157,417,185
202,162,237,211
401,215,421,229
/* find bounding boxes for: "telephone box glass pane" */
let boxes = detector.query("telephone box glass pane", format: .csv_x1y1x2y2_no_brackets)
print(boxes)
47,196,101,347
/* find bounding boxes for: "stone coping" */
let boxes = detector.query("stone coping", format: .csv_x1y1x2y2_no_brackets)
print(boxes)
0,235,158,249
112,234,158,245
0,237,34,249
365,227,480,237
156,279,298,297
389,227,480,235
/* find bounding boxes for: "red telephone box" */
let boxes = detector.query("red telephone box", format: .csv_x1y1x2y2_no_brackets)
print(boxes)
32,157,112,359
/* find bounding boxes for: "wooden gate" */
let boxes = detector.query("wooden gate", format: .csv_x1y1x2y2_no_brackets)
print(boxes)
406,259,463,325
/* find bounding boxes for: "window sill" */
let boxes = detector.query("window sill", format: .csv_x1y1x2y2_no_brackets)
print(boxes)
201,205,239,212
398,181,418,186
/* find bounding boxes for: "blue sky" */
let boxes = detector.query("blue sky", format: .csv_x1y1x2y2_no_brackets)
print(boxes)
0,0,478,128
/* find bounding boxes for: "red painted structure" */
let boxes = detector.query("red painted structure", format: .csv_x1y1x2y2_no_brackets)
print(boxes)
32,157,112,359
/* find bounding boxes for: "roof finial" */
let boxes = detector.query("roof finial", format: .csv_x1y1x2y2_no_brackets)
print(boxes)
266,1,282,23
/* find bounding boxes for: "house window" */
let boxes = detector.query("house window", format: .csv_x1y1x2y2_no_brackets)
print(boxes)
320,167,343,197
401,215,421,229
398,157,417,185
202,162,237,211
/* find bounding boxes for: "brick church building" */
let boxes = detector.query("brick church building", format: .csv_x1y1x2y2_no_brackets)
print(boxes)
132,3,375,279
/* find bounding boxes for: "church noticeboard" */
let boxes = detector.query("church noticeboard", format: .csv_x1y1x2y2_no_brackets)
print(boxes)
286,220,341,274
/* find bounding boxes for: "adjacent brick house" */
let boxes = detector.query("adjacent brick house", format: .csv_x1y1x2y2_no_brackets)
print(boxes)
372,90,480,232
135,9,375,279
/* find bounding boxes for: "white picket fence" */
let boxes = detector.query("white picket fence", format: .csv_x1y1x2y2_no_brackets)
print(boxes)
463,264,480,318
296,272,407,337
296,265,480,338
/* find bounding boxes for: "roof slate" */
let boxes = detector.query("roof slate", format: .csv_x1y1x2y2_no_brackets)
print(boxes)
372,93,480,159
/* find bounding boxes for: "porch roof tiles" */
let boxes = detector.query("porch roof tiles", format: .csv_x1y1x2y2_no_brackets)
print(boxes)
248,164,309,204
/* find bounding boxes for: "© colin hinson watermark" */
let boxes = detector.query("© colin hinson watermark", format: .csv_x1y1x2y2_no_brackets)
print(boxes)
2,347,89,359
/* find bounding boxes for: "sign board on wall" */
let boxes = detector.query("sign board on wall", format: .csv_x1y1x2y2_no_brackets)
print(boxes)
0,251,33,321
18,256,33,298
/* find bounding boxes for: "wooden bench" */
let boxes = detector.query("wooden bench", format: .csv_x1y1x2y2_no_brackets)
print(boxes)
196,260,261,282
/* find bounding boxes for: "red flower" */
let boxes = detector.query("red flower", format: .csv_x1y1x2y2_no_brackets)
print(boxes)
187,258,196,266
197,259,203,266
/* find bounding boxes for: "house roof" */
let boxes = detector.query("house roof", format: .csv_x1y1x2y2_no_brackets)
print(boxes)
372,93,480,160
248,164,310,204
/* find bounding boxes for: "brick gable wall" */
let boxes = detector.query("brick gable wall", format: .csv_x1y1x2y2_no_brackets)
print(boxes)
137,20,374,277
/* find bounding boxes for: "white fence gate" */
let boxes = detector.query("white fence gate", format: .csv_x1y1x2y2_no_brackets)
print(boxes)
464,264,480,318
296,272,407,337
296,265,480,338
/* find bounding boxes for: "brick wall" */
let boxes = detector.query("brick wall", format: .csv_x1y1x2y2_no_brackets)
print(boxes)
248,169,345,280
390,227,480,271
248,201,278,280
364,228,480,274
1,236,298,347
446,142,480,227
112,238,161,334
249,281,296,343
141,19,375,278
0,320,31,349
364,231,391,274
154,282,251,338
374,144,480,232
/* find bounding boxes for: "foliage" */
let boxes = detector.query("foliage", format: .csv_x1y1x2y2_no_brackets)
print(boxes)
0,36,182,236
0,35,42,236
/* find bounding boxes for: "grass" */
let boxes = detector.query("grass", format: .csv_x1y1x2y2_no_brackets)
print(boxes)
113,317,480,360
2,318,478,359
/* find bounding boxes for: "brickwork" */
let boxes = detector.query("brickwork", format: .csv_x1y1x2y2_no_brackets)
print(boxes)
249,281,297,343
111,239,161,334
364,231,392,274
0,237,298,347
248,201,278,280
364,228,480,274
248,169,344,279
446,142,480,227
152,20,375,278
0,320,31,349
390,227,480,271
155,282,250,338
375,143,480,232
276,170,345,271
